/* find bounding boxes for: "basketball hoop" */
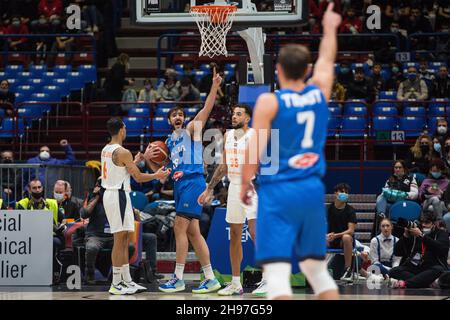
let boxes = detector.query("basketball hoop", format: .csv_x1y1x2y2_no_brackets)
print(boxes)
190,5,237,58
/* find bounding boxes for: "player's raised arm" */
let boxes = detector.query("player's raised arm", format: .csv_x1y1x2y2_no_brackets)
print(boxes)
119,148,170,183
241,93,278,205
187,67,222,138
308,3,341,101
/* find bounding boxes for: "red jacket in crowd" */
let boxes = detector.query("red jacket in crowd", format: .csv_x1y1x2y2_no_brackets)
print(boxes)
340,16,363,33
38,0,63,18
5,23,30,44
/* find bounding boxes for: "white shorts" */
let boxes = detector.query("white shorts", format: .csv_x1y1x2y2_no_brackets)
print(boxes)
226,183,257,224
102,189,135,233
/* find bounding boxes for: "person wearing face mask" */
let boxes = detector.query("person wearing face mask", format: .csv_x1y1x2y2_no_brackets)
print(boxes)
53,180,82,221
138,79,157,103
16,179,65,281
346,67,370,100
177,77,201,108
388,211,449,289
326,183,357,281
0,80,15,117
375,161,418,222
397,66,428,101
5,15,29,51
337,61,353,88
406,134,434,177
432,118,449,150
157,68,181,101
432,66,450,99
386,61,405,91
367,62,385,100
0,150,22,206
26,139,76,183
419,159,449,220
368,218,401,280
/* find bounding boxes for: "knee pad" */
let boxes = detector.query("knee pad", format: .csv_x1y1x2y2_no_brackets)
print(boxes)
299,259,338,295
263,262,292,299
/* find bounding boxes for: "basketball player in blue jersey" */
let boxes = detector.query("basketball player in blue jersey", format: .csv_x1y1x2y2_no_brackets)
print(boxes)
144,68,222,294
240,3,342,300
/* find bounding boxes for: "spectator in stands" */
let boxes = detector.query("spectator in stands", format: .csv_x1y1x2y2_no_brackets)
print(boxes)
346,67,370,100
104,53,134,116
130,160,157,200
418,59,435,88
375,160,418,219
397,66,428,101
337,61,353,88
156,68,180,101
432,118,449,147
76,0,101,33
368,62,386,100
419,158,449,219
5,15,29,51
0,150,21,206
386,61,405,91
386,20,407,51
120,83,138,114
80,178,135,284
38,0,63,31
182,63,197,87
406,134,434,176
369,218,401,279
26,139,76,183
66,181,84,208
49,24,75,66
138,79,157,103
177,77,201,107
442,137,450,168
0,80,15,117
432,66,450,99
326,183,357,281
53,180,82,221
407,6,433,35
389,211,449,289
330,76,346,102
436,0,450,31
16,179,65,280
133,209,163,281
442,179,450,232
340,6,362,34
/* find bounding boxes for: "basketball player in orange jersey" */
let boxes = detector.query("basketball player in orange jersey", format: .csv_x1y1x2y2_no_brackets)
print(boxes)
241,3,341,300
101,118,170,295
198,104,267,296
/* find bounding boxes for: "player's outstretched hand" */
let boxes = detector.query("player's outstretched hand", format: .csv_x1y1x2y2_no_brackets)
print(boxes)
198,188,214,206
134,151,144,164
240,182,254,206
212,67,222,89
322,2,342,30
144,143,160,161
154,166,171,180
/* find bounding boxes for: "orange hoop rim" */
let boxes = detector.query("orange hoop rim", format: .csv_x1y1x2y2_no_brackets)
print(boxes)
190,5,237,14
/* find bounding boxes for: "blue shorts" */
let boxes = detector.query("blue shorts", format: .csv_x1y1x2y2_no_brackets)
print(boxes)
174,174,205,219
255,176,327,265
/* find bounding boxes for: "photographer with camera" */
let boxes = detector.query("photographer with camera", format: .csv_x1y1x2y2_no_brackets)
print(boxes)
419,159,449,219
388,211,450,289
15,179,65,280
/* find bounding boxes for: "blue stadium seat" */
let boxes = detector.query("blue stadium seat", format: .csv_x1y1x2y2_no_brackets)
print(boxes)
77,64,97,83
224,70,233,81
14,92,28,105
6,79,19,91
42,72,58,84
156,103,176,110
123,117,146,137
128,107,150,117
428,117,438,133
238,84,271,107
378,91,397,100
155,107,171,118
344,105,367,116
380,69,391,82
428,105,446,117
30,93,51,113
16,72,31,83
334,63,340,75
67,72,86,91
53,65,72,78
17,106,44,124
194,70,206,83
328,106,341,116
42,85,61,102
340,116,367,137
327,116,341,137
174,64,184,74
0,118,24,137
0,71,6,79
52,79,70,97
199,64,210,73
373,105,398,116
152,117,172,137
389,200,422,223
399,116,425,137
429,98,450,110
29,64,47,78
26,79,45,91
404,106,426,117
16,85,35,98
200,93,207,102
129,191,148,211
224,63,236,72
185,108,198,117
345,99,366,108
402,62,419,71
429,62,446,72
372,116,398,134
5,65,24,78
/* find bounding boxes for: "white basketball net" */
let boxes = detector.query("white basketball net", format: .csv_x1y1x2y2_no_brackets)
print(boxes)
190,5,237,58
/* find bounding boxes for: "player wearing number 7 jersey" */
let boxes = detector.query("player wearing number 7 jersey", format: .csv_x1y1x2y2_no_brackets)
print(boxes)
240,3,342,300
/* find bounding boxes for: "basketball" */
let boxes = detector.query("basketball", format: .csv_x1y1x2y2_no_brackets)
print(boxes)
148,141,169,163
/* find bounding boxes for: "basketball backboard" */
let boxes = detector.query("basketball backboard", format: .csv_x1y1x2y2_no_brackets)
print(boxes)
131,0,308,28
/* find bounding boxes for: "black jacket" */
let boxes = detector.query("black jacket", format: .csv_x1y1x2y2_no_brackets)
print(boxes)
394,228,449,269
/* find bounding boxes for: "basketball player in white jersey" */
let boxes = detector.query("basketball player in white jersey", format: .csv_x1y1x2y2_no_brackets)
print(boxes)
102,117,170,295
198,104,266,296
